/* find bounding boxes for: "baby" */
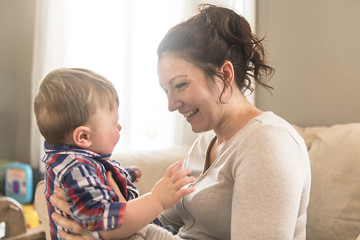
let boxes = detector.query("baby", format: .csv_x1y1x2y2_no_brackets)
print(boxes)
34,68,194,239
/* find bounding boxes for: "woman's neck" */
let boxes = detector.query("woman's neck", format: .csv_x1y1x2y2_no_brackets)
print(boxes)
214,96,262,145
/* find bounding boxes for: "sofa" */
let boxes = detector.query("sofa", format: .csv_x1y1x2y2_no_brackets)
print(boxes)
35,123,360,240
293,123,360,240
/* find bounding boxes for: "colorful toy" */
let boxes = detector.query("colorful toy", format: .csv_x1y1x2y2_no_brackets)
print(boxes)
22,204,40,228
5,162,33,204
0,159,11,195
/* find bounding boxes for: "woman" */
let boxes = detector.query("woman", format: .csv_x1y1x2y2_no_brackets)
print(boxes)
51,4,311,240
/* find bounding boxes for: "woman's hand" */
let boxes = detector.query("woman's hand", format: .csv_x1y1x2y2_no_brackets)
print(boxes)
50,189,95,240
50,188,70,215
106,171,126,202
51,213,95,240
50,172,126,238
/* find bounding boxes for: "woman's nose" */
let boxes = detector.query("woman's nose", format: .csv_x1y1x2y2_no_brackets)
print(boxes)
167,93,181,112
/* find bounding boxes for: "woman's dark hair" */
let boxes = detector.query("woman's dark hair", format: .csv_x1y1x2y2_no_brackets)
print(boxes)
157,4,274,101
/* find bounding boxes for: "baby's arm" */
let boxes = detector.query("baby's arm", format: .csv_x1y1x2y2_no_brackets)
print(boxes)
99,161,195,239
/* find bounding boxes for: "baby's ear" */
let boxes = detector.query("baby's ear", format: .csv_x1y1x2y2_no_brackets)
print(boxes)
73,126,92,148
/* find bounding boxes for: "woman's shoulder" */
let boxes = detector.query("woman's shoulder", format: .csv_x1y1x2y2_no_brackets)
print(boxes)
251,112,301,138
231,112,310,172
252,111,291,129
234,112,306,150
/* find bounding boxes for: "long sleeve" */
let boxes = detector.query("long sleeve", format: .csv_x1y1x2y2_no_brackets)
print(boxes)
230,124,310,239
159,206,185,232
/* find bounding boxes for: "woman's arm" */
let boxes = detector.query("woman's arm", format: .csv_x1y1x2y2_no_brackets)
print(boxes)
231,126,308,239
158,203,184,232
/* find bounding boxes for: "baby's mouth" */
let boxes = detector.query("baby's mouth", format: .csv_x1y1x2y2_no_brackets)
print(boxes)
183,109,199,119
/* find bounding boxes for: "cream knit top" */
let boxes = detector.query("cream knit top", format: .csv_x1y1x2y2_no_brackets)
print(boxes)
159,112,311,240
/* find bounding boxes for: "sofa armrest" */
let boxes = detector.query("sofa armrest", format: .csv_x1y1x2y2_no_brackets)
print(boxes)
34,180,50,240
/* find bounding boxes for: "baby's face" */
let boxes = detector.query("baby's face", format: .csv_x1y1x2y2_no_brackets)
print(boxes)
86,106,121,155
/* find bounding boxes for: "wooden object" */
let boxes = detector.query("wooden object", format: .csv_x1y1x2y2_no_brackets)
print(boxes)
0,196,45,240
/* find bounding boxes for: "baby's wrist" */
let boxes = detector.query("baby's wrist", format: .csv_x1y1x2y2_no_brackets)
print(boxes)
147,191,164,213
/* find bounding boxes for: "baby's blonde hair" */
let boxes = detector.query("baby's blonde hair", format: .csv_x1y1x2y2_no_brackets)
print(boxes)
34,68,119,144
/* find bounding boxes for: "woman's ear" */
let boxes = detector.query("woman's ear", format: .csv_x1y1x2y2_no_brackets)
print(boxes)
72,126,92,148
221,60,234,86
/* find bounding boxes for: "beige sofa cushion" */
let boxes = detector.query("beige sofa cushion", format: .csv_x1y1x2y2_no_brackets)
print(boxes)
306,123,360,240
293,125,328,150
112,146,190,195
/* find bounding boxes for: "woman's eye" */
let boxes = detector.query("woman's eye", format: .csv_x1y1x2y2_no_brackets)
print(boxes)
162,88,168,94
176,82,188,89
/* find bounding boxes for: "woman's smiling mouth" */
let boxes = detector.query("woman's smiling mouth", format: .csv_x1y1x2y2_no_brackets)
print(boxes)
183,109,199,119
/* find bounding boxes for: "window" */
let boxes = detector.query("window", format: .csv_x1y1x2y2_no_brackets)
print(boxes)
61,0,187,151
31,0,255,166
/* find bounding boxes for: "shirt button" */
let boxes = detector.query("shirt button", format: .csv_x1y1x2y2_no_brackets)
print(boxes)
86,224,94,231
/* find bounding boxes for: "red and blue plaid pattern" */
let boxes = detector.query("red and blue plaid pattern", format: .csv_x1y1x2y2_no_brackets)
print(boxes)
42,143,139,239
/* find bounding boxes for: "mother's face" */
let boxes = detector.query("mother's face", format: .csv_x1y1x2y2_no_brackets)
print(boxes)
157,53,225,133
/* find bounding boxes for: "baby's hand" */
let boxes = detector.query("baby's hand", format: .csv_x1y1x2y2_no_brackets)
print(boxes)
128,166,142,182
151,161,195,210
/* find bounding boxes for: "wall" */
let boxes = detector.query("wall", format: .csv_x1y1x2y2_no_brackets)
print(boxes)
255,0,360,127
0,0,35,163
1,0,359,163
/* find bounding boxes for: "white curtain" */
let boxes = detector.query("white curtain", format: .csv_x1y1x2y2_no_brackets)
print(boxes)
30,0,255,167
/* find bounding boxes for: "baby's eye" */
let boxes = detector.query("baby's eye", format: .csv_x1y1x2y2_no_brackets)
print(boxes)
162,88,168,94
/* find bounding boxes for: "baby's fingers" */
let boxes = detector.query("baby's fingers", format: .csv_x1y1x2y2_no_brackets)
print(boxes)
171,167,193,183
176,186,195,199
164,161,183,177
173,174,196,190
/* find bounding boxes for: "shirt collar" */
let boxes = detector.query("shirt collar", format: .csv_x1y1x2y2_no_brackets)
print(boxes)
44,142,111,161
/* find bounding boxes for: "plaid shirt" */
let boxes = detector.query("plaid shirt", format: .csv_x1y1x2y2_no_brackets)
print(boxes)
42,143,139,240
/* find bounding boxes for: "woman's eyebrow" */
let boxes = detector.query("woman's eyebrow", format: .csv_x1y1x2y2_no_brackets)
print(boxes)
169,75,188,85
160,75,188,90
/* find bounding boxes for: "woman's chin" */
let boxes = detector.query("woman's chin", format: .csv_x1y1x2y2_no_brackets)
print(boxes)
190,124,207,134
